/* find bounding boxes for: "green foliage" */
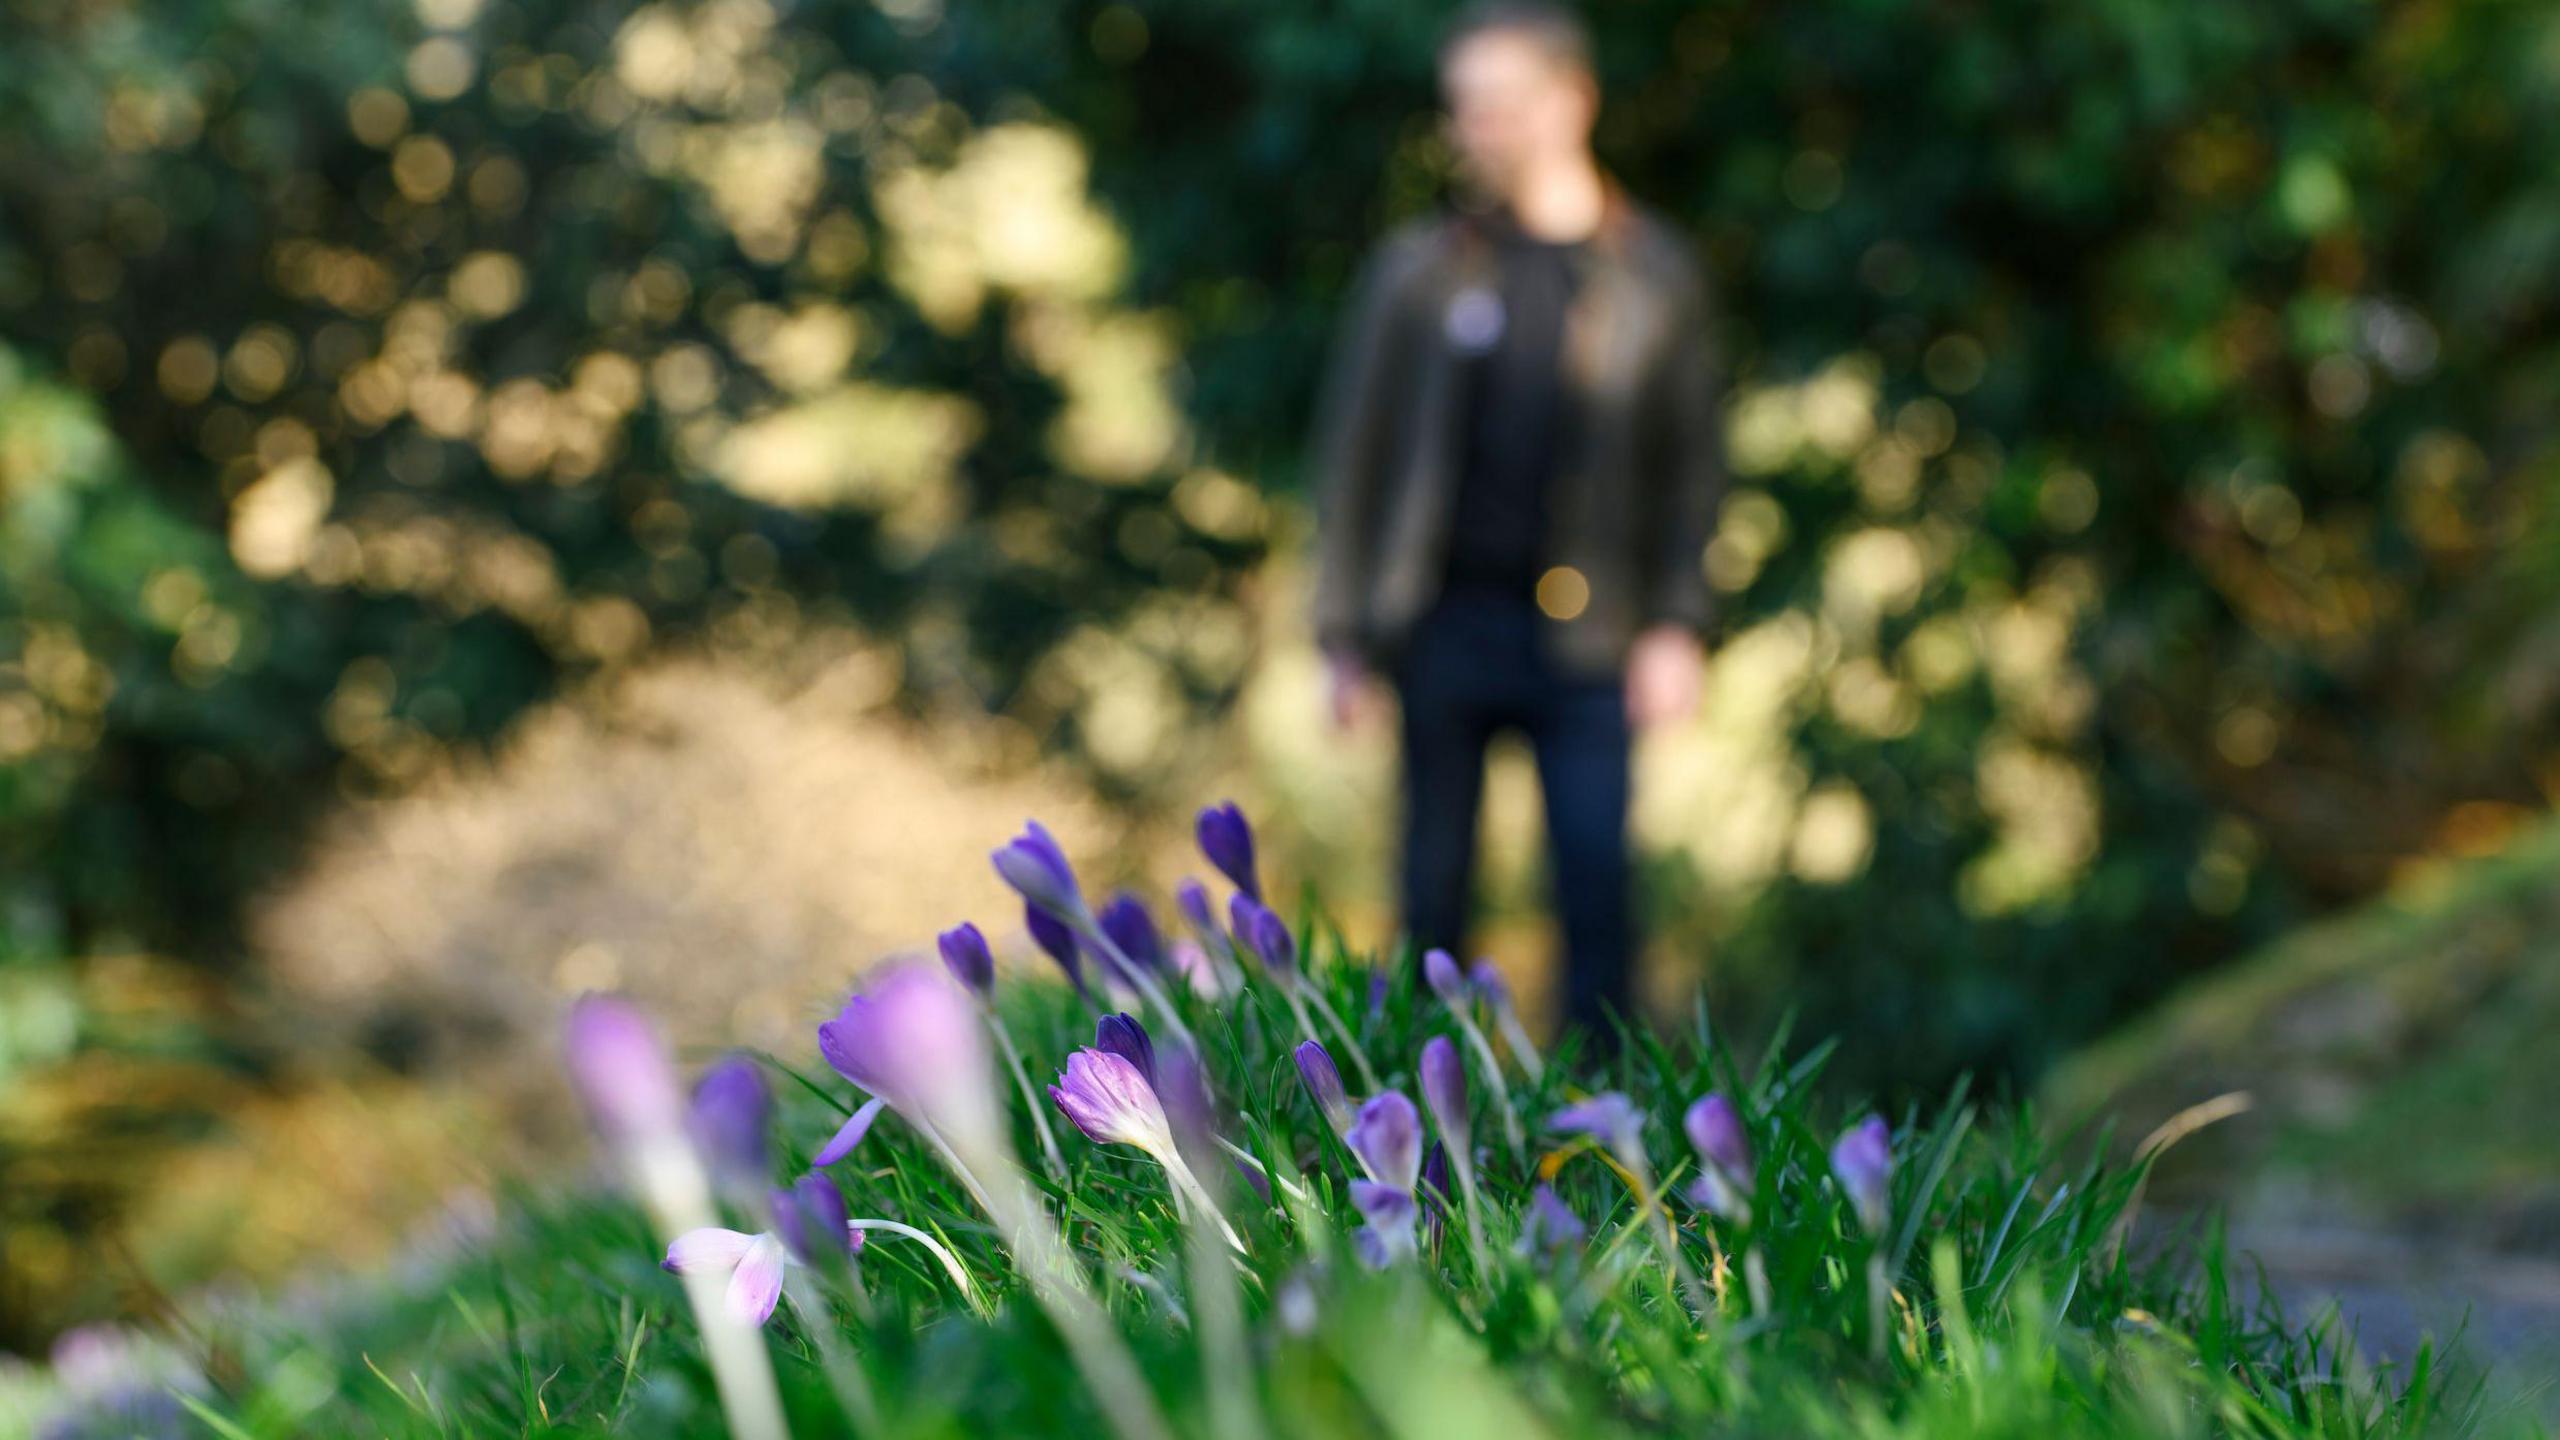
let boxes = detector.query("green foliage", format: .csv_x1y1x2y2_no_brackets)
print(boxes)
113,946,2518,1439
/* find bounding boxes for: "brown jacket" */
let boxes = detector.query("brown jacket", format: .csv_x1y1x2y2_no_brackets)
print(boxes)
1309,192,1727,676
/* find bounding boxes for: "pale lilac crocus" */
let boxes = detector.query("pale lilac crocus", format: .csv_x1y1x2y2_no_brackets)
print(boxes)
1549,1093,1707,1319
1195,800,1261,900
1170,939,1231,1000
1422,949,1524,1162
568,995,786,1439
1419,1035,1489,1269
1515,1183,1587,1262
1832,1114,1893,1237
1051,1048,1242,1251
818,963,1002,1167
688,1055,772,1194
1470,958,1545,1082
1682,1093,1755,1226
1346,1091,1422,1267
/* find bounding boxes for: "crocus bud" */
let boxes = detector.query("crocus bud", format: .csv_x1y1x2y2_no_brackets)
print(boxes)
1831,1114,1893,1236
770,1173,858,1269
1228,892,1297,976
1295,1040,1354,1137
688,1055,773,1188
937,922,996,996
992,819,1083,919
1419,1035,1470,1144
1421,948,1466,1004
1366,969,1389,1025
1175,878,1222,944
1347,1091,1421,1192
1683,1093,1755,1224
1195,800,1261,900
1419,1140,1450,1249
1468,959,1510,1008
1171,939,1229,1000
1026,902,1086,993
1097,892,1165,977
1094,1012,1157,1083
564,994,687,1143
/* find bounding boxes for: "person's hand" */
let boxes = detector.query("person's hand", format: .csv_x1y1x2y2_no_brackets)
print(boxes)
1326,650,1387,733
1625,624,1705,730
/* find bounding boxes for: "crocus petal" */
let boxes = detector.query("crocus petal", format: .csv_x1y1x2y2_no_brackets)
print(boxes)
1228,893,1296,976
1831,1114,1893,1235
1175,878,1222,944
993,820,1083,918
1294,1040,1354,1136
1026,903,1086,991
688,1055,773,1186
1350,1180,1418,1232
663,1227,760,1275
1094,1012,1157,1084
724,1233,788,1327
1547,1093,1644,1158
1517,1183,1587,1257
1468,959,1512,1009
1684,1093,1753,1185
814,1097,887,1167
564,995,686,1141
1097,893,1165,978
820,965,999,1149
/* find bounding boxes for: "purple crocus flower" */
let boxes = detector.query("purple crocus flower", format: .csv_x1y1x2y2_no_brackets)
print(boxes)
1419,1035,1470,1144
1228,893,1296,977
1366,969,1389,1025
1347,1091,1421,1191
1832,1114,1893,1236
1175,877,1222,945
938,922,996,996
1548,1092,1646,1161
563,994,687,1142
688,1055,773,1189
1195,800,1261,900
1517,1183,1587,1259
1095,1012,1157,1084
1050,1048,1177,1159
1171,939,1230,1000
770,1173,861,1269
1295,1040,1355,1138
662,1226,790,1326
1421,948,1467,1005
1419,1140,1451,1249
1098,892,1166,978
1683,1093,1756,1224
1026,901,1087,994
816,963,998,1148
1469,960,1510,1009
992,818,1083,919
1350,1184,1419,1268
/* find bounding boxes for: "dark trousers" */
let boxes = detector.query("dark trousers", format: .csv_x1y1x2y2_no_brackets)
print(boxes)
1394,585,1634,1034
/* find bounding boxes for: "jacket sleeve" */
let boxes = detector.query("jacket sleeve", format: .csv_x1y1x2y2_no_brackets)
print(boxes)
1308,235,1420,661
1643,259,1729,639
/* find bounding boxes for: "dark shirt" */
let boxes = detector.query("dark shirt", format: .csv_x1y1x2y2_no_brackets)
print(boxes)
1441,212,1587,595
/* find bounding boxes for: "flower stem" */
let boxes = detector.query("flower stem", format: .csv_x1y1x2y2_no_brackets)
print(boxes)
1743,1245,1771,1318
1446,1148,1491,1281
845,1219,985,1313
1070,913,1198,1050
1302,981,1382,1091
986,1007,1067,1181
786,1269,881,1436
1161,1149,1247,1254
1494,1005,1546,1083
1865,1251,1890,1363
1453,1014,1525,1166
1214,1135,1310,1202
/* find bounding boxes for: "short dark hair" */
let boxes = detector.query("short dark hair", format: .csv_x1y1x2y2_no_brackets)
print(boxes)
1436,1,1594,78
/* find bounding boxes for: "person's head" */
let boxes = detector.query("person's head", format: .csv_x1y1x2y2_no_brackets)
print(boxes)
1437,2,1599,200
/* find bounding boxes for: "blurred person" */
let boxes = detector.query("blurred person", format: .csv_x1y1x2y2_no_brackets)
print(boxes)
1310,1,1727,1036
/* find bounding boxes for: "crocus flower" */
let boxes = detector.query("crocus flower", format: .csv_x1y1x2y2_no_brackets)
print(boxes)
1419,1035,1469,1142
992,819,1083,919
1347,1091,1421,1190
1227,893,1295,977
1366,969,1389,1025
1175,878,1222,946
1195,800,1261,900
938,922,995,996
1052,1047,1241,1249
1547,1092,1646,1162
770,1173,861,1269
1026,902,1087,995
40,1325,201,1440
1515,1183,1587,1259
1171,939,1230,999
817,963,999,1152
1097,892,1166,980
663,1227,792,1327
1095,1011,1158,1081
1421,948,1467,1005
563,993,687,1143
1832,1114,1893,1236
1294,1040,1355,1139
1683,1093,1755,1225
689,1055,772,1190
1419,1141,1451,1250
